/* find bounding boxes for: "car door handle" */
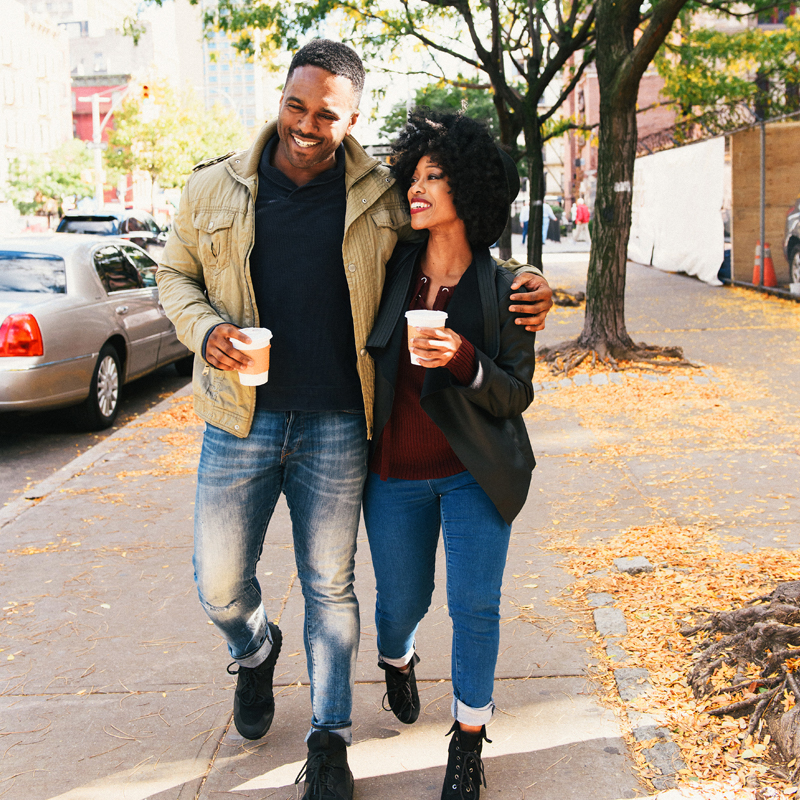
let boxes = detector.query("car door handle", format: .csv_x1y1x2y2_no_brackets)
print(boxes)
115,305,129,315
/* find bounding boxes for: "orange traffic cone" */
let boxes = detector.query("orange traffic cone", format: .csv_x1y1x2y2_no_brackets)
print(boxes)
753,242,778,287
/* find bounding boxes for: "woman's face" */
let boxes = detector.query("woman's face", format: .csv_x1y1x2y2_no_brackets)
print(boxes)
407,155,461,234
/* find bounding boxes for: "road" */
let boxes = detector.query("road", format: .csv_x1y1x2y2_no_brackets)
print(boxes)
0,365,190,508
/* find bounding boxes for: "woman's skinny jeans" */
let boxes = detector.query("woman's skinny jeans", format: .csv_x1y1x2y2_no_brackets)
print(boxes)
363,470,511,727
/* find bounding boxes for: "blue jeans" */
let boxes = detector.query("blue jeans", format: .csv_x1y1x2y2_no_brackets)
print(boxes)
194,410,367,741
362,470,512,726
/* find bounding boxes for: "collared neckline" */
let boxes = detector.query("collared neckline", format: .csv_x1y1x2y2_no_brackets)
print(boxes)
258,135,346,191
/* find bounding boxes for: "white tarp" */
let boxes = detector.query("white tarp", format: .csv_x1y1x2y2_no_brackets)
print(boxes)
628,137,725,286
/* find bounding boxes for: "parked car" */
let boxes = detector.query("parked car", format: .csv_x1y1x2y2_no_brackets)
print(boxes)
56,208,169,259
783,199,800,284
0,234,193,430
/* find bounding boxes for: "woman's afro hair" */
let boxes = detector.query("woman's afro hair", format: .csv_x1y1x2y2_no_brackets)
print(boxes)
390,108,511,249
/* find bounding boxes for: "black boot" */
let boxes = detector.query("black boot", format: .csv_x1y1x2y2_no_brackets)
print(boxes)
441,722,490,800
295,730,354,800
378,653,421,724
226,621,283,739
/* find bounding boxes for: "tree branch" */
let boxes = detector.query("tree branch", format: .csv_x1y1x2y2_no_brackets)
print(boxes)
396,0,481,69
540,47,596,122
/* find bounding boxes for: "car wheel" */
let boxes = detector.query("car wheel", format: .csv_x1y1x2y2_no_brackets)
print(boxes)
174,355,194,377
72,344,122,430
791,245,800,284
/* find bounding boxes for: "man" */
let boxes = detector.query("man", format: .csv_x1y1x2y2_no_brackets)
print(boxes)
157,40,553,800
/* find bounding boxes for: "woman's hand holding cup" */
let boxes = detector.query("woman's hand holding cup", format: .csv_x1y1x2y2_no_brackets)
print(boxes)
409,326,462,368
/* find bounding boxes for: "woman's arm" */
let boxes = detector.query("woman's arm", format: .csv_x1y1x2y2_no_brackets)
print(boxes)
454,281,536,419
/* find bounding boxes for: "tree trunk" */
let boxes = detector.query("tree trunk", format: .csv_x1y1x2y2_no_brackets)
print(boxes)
577,5,638,356
525,122,545,271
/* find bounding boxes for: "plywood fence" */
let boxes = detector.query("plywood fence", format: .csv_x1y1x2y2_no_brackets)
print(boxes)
731,122,800,284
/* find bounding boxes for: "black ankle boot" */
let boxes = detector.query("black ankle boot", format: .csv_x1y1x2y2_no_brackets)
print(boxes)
378,653,421,724
226,622,282,739
441,722,490,800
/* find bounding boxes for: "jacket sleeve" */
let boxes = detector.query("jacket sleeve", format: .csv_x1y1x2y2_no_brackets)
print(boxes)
454,280,536,419
155,176,227,355
493,255,543,278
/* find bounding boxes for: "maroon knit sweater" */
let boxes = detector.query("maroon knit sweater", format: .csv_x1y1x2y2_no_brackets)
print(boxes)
370,271,477,480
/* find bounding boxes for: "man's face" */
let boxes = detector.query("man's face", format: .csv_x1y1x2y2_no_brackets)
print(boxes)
275,65,360,180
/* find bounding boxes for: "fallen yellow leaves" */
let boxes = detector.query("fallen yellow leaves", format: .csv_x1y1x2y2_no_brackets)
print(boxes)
135,396,202,430
547,520,800,793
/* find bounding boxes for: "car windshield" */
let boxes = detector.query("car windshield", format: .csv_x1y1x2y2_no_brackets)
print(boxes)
0,252,67,293
58,218,118,235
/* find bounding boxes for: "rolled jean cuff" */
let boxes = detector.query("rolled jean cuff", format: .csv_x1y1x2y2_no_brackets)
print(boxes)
452,698,494,727
233,624,273,669
379,644,416,669
306,725,352,746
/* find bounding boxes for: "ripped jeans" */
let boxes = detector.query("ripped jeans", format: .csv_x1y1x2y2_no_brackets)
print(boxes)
193,410,367,740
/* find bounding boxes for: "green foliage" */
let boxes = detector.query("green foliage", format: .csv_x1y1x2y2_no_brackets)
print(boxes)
5,139,93,216
656,14,800,137
379,79,500,140
106,79,249,190
195,0,595,153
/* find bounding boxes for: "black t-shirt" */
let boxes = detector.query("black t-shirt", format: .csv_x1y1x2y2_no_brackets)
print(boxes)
249,136,363,411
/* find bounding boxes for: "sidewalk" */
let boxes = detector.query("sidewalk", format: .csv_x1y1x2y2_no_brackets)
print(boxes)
1,258,798,800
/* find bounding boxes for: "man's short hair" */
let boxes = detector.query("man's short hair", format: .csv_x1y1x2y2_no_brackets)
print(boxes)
287,39,365,105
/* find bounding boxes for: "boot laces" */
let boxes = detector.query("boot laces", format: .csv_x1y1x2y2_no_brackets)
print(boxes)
294,750,335,799
454,748,487,798
381,670,415,715
227,662,262,706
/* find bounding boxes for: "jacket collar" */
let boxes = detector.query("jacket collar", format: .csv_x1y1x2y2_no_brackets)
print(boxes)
227,120,392,193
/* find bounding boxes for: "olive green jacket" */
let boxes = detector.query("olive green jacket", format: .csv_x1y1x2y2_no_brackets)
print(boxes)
157,121,411,439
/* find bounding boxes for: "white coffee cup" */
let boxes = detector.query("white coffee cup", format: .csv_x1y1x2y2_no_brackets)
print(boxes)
405,310,448,366
230,327,272,385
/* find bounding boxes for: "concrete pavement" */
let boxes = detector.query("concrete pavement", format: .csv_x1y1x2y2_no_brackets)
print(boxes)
1,255,797,800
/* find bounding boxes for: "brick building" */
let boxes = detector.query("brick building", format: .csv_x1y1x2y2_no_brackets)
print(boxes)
562,65,676,217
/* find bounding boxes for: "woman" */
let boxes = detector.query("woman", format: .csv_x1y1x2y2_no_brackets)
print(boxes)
363,109,536,800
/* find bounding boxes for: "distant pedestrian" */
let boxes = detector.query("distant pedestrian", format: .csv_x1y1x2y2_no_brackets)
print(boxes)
573,197,590,241
520,201,529,244
542,201,556,244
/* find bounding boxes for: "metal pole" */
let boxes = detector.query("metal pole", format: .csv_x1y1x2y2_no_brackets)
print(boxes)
92,94,103,208
759,121,766,286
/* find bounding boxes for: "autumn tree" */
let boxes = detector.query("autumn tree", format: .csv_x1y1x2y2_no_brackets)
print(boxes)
5,139,94,221
379,78,500,141
656,13,800,139
107,79,249,208
199,0,596,264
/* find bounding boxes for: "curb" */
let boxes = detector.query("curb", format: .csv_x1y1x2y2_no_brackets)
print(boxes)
589,557,688,790
0,384,194,531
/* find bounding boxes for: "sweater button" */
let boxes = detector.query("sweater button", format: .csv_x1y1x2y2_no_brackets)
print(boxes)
348,264,356,272
362,198,367,203
360,348,366,356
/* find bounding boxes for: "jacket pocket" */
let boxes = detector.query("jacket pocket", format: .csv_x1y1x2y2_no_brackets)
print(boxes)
193,208,236,271
370,206,407,231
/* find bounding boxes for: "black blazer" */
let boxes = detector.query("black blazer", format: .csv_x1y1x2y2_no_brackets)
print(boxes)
366,239,536,524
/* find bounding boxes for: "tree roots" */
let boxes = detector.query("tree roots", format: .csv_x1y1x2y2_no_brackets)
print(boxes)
682,582,800,770
537,337,698,376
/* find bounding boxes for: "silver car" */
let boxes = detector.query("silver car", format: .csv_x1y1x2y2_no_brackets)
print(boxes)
0,234,192,430
784,198,800,284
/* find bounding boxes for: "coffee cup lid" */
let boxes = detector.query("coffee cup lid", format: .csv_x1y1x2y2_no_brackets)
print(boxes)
405,310,448,324
237,327,272,346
